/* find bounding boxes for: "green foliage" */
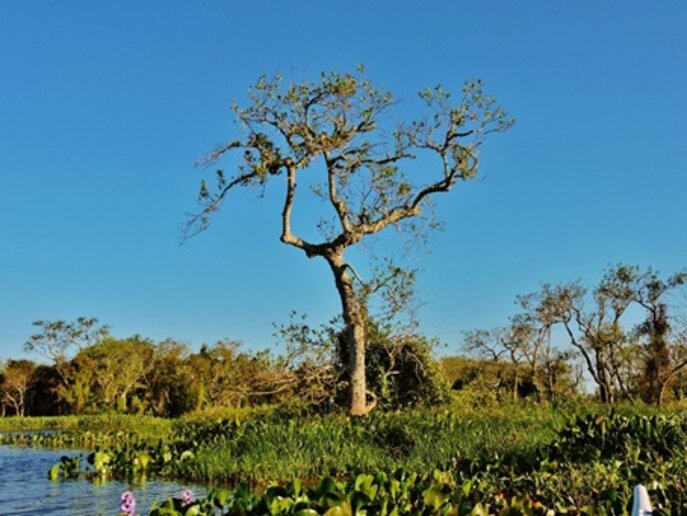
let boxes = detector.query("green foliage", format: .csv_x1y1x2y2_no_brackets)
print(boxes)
0,413,174,435
146,470,504,515
13,404,687,513
334,320,450,410
172,411,687,514
49,454,81,480
439,356,566,407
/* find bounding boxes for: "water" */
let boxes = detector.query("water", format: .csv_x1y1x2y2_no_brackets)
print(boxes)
0,445,205,515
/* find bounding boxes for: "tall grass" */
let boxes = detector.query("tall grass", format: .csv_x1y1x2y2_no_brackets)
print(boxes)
178,403,577,485
3,400,684,486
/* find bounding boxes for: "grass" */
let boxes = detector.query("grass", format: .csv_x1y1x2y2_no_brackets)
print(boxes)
174,400,687,485
2,400,684,486
177,402,575,485
0,405,275,437
0,413,173,437
10,401,687,513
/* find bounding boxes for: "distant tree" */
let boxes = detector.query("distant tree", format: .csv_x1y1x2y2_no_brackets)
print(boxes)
462,319,572,402
142,339,193,417
0,359,37,416
463,327,512,398
620,265,687,404
24,318,109,382
73,336,155,412
25,365,62,415
23,317,110,413
513,295,583,401
526,278,629,403
186,68,512,415
183,340,282,409
60,352,97,413
664,314,687,400
517,264,685,404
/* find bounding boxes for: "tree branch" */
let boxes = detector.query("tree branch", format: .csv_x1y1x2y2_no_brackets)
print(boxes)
279,163,324,258
183,169,262,240
324,151,353,234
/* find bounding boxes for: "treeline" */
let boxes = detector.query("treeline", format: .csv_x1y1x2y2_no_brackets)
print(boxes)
460,263,687,405
2,263,685,417
0,315,449,417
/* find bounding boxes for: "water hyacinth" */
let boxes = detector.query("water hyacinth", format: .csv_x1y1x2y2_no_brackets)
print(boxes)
120,490,136,516
181,489,194,506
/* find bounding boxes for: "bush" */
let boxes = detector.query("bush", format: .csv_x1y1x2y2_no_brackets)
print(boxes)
335,320,450,410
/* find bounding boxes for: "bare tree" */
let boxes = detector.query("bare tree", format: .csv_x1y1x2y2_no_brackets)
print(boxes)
523,265,686,404
527,277,634,403
186,69,512,415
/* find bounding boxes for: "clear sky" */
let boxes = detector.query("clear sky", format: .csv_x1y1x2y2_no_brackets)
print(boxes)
1,1,685,361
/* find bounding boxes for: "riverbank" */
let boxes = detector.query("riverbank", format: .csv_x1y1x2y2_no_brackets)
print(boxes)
4,402,687,513
0,401,677,484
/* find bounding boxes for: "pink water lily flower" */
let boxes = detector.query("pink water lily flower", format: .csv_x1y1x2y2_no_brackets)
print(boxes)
182,488,194,506
120,490,136,516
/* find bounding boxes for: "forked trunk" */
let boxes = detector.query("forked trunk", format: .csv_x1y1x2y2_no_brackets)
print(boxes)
326,251,374,416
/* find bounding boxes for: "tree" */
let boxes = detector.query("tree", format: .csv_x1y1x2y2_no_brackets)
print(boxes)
23,317,110,413
525,278,634,403
462,317,572,402
142,339,193,417
334,317,448,410
463,324,533,401
73,336,155,412
515,264,685,404
619,265,687,404
183,340,283,409
0,359,37,416
186,68,512,415
25,365,62,416
24,318,110,382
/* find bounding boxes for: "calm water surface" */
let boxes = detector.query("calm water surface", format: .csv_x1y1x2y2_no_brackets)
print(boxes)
0,445,205,515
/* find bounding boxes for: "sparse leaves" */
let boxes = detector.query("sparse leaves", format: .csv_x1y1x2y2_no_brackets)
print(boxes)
24,317,110,364
185,69,512,249
482,264,687,404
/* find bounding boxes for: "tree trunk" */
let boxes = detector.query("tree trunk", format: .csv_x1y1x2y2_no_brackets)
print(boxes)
548,369,556,402
512,370,518,402
642,305,671,405
326,251,373,416
595,350,613,403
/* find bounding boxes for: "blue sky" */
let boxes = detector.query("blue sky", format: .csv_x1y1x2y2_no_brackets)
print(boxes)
1,1,685,361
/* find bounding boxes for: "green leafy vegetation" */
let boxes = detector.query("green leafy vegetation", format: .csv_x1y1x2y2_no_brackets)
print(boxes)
4,265,685,422
1,265,685,514
12,405,687,514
